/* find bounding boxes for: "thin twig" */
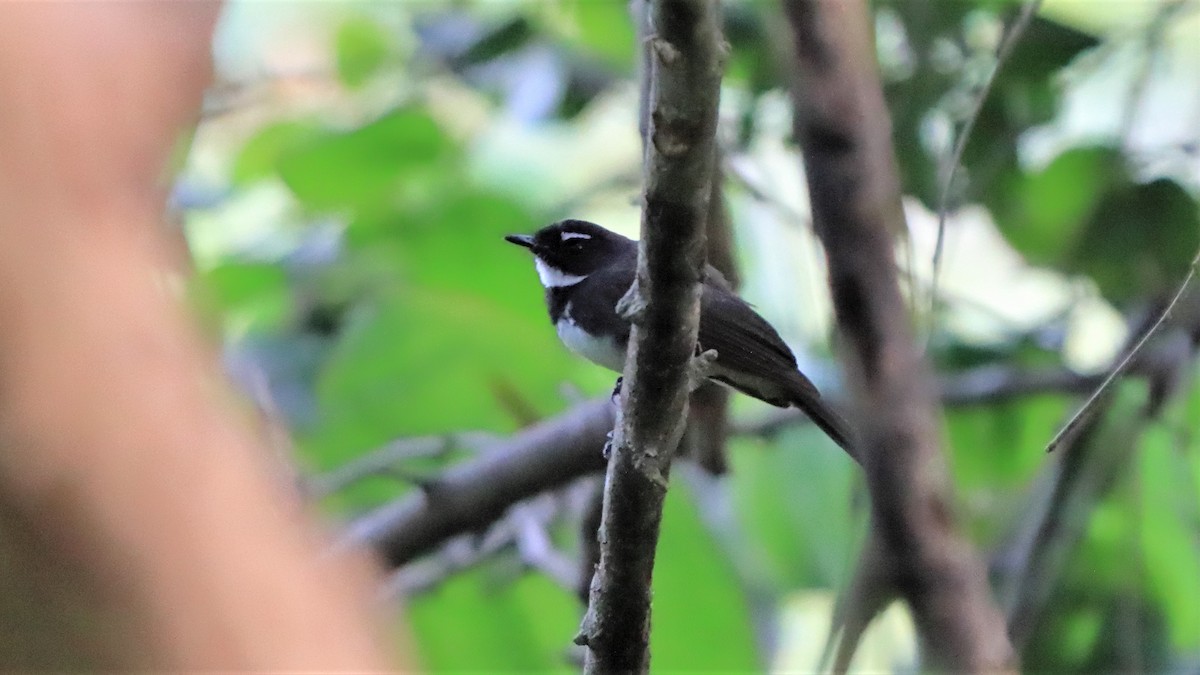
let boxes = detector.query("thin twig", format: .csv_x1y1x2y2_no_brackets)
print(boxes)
307,433,492,498
1046,249,1200,452
382,490,578,599
384,526,514,599
512,504,580,592
930,0,1043,331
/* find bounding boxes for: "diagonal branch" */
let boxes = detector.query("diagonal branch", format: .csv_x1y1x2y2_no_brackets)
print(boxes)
783,0,1014,671
1046,249,1200,452
340,399,613,568
576,1,725,672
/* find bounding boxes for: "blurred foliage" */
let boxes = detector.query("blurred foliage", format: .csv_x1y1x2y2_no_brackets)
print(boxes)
187,0,1200,671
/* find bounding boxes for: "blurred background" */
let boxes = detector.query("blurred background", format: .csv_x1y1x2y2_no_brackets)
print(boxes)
181,1,1200,671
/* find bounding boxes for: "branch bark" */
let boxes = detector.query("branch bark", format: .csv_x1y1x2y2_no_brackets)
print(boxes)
341,398,613,567
349,362,1113,578
783,1,1014,671
576,1,724,672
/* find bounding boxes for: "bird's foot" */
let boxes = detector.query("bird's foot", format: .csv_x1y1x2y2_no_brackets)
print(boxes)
616,283,647,323
688,348,719,392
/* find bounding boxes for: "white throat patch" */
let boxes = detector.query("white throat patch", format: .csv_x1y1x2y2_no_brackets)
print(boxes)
535,257,587,288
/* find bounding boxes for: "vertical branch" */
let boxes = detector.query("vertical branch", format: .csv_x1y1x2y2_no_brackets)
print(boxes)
577,1,725,673
783,1,1014,672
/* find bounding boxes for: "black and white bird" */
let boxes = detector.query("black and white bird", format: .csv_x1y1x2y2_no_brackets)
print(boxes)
505,219,855,457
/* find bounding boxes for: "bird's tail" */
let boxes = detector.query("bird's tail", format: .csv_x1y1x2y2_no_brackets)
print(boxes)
789,382,858,464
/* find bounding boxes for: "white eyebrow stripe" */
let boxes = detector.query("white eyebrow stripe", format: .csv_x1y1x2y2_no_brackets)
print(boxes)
535,258,587,288
561,231,592,241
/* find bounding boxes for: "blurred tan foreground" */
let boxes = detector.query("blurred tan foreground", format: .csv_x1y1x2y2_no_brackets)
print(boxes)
0,4,394,669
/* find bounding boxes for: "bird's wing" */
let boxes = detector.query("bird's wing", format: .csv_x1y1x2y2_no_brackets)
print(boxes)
697,285,817,399
699,285,856,457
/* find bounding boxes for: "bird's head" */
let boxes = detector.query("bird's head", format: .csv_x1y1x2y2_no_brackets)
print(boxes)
505,219,634,288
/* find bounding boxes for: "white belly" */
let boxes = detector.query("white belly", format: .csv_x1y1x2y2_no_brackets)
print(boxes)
556,315,626,372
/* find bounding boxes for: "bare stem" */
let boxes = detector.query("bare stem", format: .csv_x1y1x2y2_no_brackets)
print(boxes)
930,0,1043,332
1046,249,1200,452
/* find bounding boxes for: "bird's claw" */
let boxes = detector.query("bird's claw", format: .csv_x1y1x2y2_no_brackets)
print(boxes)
689,348,719,391
616,284,647,323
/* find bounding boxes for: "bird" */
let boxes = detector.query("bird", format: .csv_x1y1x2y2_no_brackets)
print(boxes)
505,218,856,458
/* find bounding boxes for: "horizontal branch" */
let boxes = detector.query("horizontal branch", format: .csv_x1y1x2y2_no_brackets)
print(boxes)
343,361,1131,573
736,365,1110,437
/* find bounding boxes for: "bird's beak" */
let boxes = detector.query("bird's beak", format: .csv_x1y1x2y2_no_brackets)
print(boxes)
505,234,535,250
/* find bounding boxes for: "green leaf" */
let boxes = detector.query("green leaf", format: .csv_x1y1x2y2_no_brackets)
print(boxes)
360,191,552,317
944,394,1072,543
231,120,322,186
301,279,582,514
555,0,635,70
335,17,391,88
995,147,1199,306
1004,15,1100,84
407,569,576,672
1070,178,1200,305
652,480,761,671
197,262,292,331
996,146,1126,266
728,428,859,589
278,109,454,212
945,394,1071,486
309,284,572,447
1139,427,1200,650
879,7,1099,209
